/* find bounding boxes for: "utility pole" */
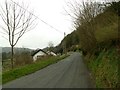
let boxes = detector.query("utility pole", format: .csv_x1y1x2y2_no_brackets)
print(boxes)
64,32,67,55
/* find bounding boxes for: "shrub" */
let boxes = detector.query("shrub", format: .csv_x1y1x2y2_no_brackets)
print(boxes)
14,51,33,67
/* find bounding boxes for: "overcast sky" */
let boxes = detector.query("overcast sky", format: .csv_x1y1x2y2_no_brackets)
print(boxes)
0,0,74,49
0,0,111,49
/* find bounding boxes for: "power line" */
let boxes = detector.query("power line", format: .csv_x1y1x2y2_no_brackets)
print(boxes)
11,0,64,34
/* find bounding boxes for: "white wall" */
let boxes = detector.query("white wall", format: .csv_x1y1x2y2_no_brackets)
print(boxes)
33,51,46,61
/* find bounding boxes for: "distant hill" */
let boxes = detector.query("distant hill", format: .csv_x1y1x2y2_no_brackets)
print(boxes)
1,47,33,53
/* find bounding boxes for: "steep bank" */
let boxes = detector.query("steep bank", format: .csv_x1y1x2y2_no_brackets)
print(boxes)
84,44,119,88
56,1,119,88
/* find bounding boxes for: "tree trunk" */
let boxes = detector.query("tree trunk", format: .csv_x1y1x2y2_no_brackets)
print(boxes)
11,45,14,69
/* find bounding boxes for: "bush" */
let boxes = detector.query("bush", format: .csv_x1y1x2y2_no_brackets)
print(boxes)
14,51,33,67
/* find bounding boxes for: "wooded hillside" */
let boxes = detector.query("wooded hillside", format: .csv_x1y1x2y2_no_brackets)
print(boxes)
57,1,119,55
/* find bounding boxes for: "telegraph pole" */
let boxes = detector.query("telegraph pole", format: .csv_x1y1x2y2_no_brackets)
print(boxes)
64,32,67,54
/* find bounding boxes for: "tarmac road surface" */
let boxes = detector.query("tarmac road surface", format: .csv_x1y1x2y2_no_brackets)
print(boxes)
3,52,95,88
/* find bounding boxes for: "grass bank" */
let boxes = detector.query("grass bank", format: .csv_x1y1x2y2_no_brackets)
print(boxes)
84,10,119,88
85,45,119,88
2,54,69,84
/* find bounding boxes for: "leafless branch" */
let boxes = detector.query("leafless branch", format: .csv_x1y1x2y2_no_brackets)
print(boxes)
0,0,37,68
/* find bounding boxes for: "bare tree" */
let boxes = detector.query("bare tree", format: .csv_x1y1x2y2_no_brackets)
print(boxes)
48,42,54,48
65,0,104,52
48,41,54,52
0,1,37,68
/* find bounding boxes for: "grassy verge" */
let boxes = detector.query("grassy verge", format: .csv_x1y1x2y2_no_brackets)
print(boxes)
85,46,119,88
2,54,69,84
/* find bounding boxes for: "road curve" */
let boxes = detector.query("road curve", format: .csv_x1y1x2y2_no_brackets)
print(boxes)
3,52,95,88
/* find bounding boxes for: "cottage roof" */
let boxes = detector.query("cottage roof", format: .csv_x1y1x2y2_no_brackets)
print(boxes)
31,49,48,56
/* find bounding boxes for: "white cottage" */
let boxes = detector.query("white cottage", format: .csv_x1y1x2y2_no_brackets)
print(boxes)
47,51,57,56
32,49,47,61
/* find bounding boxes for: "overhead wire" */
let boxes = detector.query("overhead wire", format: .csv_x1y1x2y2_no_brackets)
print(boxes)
10,0,64,34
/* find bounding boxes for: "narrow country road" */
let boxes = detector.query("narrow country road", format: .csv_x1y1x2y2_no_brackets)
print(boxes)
3,52,95,88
